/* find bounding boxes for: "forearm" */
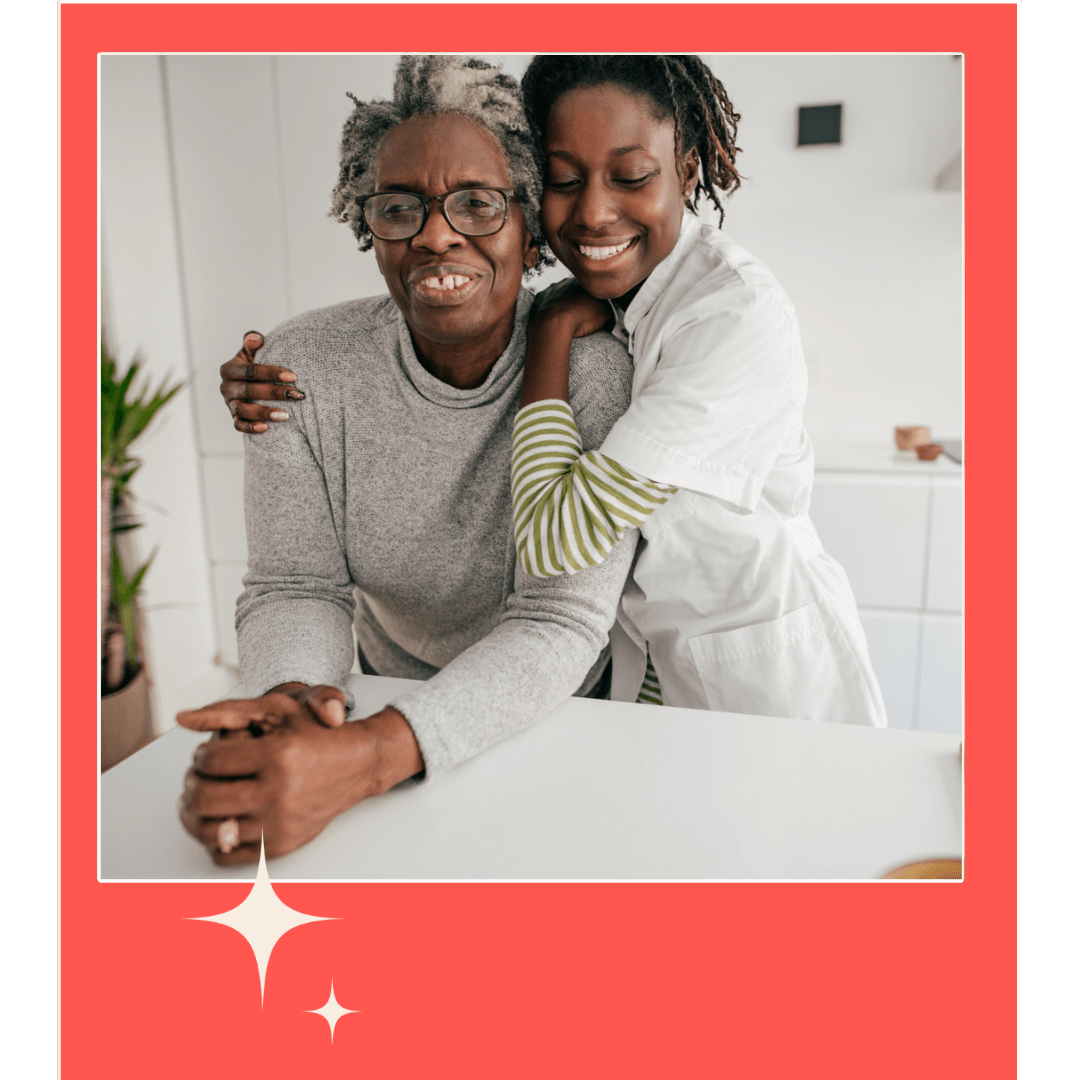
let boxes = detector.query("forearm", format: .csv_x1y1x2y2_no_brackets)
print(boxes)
237,595,358,705
348,706,426,793
512,400,677,577
520,313,574,407
239,395,359,704
390,529,636,780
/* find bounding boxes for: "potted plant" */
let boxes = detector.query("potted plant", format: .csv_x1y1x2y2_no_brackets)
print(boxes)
100,339,183,770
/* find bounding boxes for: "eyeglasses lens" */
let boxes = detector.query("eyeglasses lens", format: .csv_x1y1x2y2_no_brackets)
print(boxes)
364,189,508,240
444,189,507,234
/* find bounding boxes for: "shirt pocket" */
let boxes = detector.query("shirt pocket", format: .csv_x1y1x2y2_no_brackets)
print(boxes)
687,602,851,723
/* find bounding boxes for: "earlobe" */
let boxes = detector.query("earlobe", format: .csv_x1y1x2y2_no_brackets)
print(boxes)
683,148,701,198
523,231,540,271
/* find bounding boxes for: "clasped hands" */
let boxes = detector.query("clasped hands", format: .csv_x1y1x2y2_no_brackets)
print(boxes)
176,684,424,865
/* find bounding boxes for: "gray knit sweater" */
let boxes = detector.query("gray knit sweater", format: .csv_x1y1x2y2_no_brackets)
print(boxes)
236,287,636,780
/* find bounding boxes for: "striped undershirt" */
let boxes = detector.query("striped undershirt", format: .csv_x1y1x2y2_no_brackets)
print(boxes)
512,400,675,705
511,400,678,579
635,655,664,706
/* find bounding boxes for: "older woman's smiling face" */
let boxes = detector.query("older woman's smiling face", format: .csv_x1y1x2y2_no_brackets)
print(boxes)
372,112,538,386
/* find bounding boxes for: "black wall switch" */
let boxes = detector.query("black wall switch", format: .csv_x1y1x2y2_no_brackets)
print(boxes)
798,104,842,146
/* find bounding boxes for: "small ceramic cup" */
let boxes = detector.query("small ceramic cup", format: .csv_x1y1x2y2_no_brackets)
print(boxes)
916,443,944,461
895,425,932,450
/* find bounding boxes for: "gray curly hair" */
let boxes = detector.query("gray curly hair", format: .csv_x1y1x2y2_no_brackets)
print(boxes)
330,55,552,272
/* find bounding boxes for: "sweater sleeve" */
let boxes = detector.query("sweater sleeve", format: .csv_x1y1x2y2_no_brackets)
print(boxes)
234,367,359,709
511,399,677,578
389,521,638,780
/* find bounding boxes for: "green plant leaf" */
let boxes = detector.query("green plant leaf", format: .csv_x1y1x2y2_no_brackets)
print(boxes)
100,337,184,493
110,544,157,668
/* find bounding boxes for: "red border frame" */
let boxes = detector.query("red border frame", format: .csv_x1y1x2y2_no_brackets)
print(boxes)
62,6,1015,1077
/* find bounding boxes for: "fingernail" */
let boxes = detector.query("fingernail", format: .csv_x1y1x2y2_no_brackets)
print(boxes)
270,410,288,421
326,699,345,725
280,372,298,383
244,332,262,346
285,389,304,400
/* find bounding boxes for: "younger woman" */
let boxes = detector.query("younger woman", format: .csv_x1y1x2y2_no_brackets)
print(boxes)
511,55,885,723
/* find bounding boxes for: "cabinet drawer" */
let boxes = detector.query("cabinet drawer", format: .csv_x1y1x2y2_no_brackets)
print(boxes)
917,614,963,735
811,474,930,609
926,477,963,613
859,609,921,730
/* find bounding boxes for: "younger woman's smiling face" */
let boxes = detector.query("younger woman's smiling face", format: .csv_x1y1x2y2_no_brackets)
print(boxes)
540,83,699,305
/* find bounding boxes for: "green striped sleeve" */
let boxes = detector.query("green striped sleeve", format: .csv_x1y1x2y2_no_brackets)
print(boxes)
511,399,678,578
635,656,664,706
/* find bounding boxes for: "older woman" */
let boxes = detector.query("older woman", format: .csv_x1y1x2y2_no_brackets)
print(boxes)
176,56,635,865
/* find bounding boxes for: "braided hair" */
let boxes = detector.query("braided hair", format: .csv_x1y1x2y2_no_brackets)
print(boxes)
330,55,553,272
521,55,742,226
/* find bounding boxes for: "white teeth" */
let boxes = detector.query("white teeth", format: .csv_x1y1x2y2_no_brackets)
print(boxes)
420,274,472,290
578,240,632,261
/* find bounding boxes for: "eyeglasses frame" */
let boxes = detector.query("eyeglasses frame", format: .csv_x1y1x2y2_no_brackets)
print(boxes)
357,187,518,241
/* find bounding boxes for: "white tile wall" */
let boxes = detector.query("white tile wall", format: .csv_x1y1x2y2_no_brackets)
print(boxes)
201,454,247,564
101,56,223,733
212,562,248,669
164,56,292,456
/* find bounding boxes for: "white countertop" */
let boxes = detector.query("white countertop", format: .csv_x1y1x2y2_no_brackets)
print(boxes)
100,674,962,882
812,436,963,476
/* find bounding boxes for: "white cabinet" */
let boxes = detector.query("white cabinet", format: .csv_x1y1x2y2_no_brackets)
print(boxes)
811,474,929,610
917,615,963,735
811,457,962,734
859,611,921,730
925,477,963,613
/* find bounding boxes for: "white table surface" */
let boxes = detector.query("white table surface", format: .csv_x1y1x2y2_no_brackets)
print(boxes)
100,674,962,881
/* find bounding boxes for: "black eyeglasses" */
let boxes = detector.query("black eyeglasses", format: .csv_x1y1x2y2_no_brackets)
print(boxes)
358,187,516,241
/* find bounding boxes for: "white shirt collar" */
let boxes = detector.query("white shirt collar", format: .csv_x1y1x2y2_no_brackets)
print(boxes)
621,212,698,338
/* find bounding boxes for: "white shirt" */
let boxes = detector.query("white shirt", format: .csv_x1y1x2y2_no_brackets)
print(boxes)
601,215,886,726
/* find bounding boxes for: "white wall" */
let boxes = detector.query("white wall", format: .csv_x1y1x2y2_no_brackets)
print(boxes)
100,53,962,728
101,57,241,733
704,54,963,443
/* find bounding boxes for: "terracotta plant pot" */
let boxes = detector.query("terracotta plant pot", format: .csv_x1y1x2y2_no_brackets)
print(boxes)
101,666,153,772
101,474,113,629
916,443,944,461
894,425,932,450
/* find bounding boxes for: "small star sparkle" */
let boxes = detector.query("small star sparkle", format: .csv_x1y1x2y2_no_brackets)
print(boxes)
188,838,335,1005
306,979,359,1044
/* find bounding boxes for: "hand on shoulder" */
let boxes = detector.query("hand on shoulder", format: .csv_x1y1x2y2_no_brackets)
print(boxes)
218,331,304,435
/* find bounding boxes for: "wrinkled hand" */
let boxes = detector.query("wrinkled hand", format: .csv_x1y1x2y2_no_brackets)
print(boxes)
175,692,423,865
178,682,348,732
219,331,304,434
